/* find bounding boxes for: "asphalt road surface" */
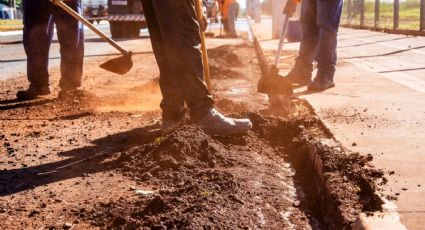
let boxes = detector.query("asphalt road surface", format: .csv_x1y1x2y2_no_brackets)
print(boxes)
0,23,152,81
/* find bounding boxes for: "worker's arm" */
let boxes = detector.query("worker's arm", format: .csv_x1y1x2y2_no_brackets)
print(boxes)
283,0,301,17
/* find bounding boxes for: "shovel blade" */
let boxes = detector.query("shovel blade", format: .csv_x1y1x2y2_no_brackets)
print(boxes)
257,74,293,96
258,65,293,96
99,54,133,75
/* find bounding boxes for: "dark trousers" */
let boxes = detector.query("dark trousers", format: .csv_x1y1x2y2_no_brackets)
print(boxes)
23,0,84,90
227,2,239,36
296,0,343,80
141,0,214,121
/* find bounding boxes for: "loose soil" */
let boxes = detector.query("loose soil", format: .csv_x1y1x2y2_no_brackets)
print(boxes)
0,38,386,229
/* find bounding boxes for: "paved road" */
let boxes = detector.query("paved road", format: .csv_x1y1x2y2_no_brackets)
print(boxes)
0,23,151,81
338,29,425,94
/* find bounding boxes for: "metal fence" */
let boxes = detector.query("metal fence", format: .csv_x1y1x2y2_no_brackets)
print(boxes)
341,0,425,33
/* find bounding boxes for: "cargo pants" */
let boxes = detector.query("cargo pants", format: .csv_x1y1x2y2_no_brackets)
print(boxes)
22,0,84,90
141,0,214,121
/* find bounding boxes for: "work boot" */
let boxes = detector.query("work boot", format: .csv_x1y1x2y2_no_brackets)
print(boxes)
58,87,84,99
307,75,335,91
161,112,186,131
16,85,51,100
286,67,312,87
194,108,252,135
162,118,184,131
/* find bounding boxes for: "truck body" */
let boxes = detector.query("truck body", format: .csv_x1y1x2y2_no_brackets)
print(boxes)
82,0,108,23
107,0,146,38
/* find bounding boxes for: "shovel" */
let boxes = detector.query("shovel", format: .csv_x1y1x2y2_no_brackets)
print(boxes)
50,0,133,75
257,12,293,107
195,0,213,92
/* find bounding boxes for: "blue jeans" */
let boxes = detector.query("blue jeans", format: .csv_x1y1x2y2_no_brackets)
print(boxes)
141,0,214,121
23,0,84,90
296,0,343,80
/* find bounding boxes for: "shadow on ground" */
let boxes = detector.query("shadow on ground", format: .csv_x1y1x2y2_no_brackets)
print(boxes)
0,123,161,197
0,98,57,111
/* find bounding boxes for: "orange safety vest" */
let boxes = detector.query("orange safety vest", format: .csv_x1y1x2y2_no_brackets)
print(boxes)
220,0,237,19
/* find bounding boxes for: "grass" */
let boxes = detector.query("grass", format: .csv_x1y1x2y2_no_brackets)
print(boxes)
341,0,421,30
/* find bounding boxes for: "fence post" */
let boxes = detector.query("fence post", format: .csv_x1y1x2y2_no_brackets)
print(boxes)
360,0,365,27
347,0,352,23
254,0,261,23
421,0,425,31
394,0,399,30
374,0,380,28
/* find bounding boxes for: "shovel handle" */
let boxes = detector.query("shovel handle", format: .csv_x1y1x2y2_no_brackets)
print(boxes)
273,14,290,67
195,0,213,93
50,0,129,56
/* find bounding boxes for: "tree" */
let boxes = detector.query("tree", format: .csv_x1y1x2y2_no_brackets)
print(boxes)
0,0,22,8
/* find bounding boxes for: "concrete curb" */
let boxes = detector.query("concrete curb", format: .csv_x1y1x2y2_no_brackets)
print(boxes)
247,19,407,229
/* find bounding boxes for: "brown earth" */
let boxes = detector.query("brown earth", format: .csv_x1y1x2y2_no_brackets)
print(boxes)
0,39,386,229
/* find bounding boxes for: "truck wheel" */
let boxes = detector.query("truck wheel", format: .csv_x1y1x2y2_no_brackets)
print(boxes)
110,21,122,38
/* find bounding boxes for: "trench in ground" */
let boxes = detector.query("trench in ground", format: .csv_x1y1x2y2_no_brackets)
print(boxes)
77,99,385,229
0,42,386,229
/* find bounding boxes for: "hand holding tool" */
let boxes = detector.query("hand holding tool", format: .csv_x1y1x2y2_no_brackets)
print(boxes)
195,0,213,92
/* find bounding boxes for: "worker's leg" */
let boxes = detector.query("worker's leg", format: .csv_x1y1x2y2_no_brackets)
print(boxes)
141,0,186,123
227,2,239,37
286,0,318,86
315,0,343,80
307,0,342,91
149,0,214,121
51,0,84,91
222,18,229,34
296,0,319,68
21,0,53,90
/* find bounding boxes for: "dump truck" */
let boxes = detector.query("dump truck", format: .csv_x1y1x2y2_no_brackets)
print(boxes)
82,0,108,24
107,0,146,38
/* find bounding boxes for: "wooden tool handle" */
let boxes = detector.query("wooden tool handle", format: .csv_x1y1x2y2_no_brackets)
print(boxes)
195,0,213,92
50,0,129,56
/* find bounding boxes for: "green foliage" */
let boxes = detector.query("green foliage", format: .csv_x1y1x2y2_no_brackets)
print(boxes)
342,0,421,30
0,0,22,7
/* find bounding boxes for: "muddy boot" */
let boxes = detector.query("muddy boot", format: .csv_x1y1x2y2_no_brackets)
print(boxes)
161,110,186,131
194,108,252,135
286,64,313,87
307,75,335,91
162,118,184,131
16,85,51,100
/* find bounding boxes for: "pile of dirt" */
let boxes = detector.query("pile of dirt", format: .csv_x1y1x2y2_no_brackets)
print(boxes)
207,45,244,79
84,124,247,229
119,124,235,186
82,112,387,229
302,144,386,228
215,98,249,114
55,90,99,112
318,145,385,210
253,114,387,228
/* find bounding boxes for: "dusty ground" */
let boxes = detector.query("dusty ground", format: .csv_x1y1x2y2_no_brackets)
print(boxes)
0,38,386,229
